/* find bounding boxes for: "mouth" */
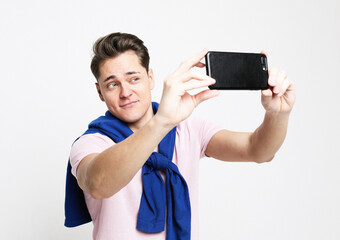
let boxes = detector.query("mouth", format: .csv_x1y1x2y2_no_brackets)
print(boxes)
120,100,138,108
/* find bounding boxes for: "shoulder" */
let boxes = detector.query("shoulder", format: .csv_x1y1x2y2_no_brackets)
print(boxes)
176,117,224,158
69,133,114,177
74,133,114,147
71,133,114,157
177,117,223,138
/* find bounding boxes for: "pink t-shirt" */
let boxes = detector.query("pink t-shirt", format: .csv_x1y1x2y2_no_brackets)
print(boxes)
70,117,223,240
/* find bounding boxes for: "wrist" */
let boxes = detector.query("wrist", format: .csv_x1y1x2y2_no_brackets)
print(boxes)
264,111,290,126
265,110,291,119
151,113,176,132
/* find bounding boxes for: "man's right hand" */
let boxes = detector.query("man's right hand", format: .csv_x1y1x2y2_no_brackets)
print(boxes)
156,49,219,128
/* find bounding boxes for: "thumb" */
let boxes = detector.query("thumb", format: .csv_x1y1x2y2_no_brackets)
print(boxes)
261,89,273,103
262,89,272,97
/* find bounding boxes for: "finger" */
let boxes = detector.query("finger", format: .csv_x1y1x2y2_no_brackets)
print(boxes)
195,62,205,68
273,70,287,95
278,77,292,97
183,78,216,91
181,70,214,83
180,48,209,71
268,67,279,87
261,88,273,98
193,89,219,106
260,50,268,58
261,88,276,107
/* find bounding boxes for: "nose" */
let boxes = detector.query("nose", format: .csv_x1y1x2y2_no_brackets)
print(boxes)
119,82,132,98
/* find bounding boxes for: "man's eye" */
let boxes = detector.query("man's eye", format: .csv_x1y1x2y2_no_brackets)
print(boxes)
108,83,117,88
131,78,139,82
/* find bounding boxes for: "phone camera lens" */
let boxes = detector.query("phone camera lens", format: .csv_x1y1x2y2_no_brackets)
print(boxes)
261,56,267,71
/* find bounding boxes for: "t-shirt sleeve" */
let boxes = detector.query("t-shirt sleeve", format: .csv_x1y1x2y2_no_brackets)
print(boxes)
69,133,114,178
188,117,224,158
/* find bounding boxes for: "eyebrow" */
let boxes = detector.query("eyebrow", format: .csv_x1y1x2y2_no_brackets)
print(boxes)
103,71,141,82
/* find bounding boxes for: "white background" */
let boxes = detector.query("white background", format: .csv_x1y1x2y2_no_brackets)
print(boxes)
1,0,339,239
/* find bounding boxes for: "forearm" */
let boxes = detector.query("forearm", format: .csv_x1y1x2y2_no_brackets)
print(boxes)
249,112,290,163
85,115,174,199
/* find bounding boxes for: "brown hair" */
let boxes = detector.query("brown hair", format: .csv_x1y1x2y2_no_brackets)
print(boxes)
90,32,150,80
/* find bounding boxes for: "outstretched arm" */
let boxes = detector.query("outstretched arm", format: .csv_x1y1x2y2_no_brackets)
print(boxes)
206,52,296,163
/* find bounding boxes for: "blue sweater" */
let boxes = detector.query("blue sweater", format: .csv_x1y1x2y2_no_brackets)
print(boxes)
64,102,191,239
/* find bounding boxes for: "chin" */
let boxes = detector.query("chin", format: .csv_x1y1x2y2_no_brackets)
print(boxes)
115,111,144,123
121,116,142,124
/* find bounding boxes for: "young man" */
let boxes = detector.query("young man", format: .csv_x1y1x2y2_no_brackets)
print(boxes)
66,32,296,240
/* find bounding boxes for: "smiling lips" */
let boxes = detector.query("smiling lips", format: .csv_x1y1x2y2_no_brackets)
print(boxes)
120,101,138,108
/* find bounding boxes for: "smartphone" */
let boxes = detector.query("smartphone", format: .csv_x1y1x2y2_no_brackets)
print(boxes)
205,51,269,90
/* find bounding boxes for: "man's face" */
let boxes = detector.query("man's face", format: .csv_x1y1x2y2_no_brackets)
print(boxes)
96,50,155,130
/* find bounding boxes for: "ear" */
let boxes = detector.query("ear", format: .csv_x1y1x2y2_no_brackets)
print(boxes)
148,68,155,90
95,83,105,102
